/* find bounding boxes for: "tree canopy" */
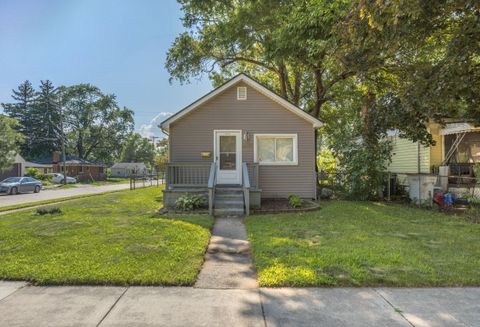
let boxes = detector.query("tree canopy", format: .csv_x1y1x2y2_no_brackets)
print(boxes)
120,133,156,167
0,115,24,172
59,84,134,164
2,81,135,164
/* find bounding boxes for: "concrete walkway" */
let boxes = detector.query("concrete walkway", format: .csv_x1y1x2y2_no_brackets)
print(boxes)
0,183,131,209
195,217,258,289
0,282,479,326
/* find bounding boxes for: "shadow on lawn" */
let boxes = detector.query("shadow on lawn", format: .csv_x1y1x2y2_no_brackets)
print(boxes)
150,212,213,230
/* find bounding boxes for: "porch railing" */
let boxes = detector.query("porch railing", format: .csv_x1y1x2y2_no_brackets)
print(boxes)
166,161,258,216
246,163,259,189
242,162,250,216
448,163,476,186
208,162,217,216
165,162,211,189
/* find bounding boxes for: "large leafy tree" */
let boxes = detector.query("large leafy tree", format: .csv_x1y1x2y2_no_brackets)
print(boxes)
58,84,135,164
339,0,480,143
167,0,382,119
120,133,156,166
0,115,24,172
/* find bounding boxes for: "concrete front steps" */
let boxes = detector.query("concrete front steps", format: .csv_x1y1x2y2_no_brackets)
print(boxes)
214,187,245,217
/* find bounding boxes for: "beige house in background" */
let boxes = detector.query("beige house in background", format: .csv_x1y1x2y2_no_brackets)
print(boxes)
160,74,322,216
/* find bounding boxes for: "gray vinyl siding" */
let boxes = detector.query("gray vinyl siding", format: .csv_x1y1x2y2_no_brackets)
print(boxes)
169,82,316,198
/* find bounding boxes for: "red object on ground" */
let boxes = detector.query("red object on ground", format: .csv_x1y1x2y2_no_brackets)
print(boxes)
434,191,444,206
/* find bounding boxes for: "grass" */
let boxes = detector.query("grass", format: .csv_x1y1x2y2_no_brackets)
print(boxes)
0,187,213,285
246,201,480,287
77,177,130,186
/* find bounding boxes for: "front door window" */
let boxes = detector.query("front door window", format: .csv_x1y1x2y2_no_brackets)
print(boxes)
219,135,236,170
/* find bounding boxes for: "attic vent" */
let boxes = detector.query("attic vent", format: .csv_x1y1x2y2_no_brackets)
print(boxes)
237,86,247,100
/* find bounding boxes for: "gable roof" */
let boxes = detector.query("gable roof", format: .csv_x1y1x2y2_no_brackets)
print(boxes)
160,73,323,131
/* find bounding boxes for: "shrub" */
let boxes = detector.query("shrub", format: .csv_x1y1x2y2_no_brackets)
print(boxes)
25,167,40,179
175,193,206,211
25,168,52,182
464,193,480,207
288,194,304,208
36,207,62,215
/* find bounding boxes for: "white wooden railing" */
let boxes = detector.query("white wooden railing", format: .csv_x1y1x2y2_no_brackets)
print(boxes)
242,162,250,216
246,163,259,189
208,162,217,216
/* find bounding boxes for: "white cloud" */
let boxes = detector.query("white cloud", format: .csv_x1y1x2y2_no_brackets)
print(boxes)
138,112,173,138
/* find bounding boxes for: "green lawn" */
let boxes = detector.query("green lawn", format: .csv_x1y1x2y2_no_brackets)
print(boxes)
0,187,213,285
77,177,130,186
246,201,480,287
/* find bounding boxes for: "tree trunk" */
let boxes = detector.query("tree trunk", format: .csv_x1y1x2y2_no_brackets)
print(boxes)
77,134,84,159
311,68,326,119
292,70,301,105
277,64,288,99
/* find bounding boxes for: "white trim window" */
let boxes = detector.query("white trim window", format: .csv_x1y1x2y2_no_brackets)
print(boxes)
254,134,298,165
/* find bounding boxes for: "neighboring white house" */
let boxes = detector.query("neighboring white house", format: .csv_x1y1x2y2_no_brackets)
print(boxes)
111,162,148,177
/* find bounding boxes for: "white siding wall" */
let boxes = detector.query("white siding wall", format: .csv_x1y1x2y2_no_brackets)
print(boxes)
387,137,431,185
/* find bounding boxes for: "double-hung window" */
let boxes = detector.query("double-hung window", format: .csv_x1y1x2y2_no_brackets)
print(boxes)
254,134,298,165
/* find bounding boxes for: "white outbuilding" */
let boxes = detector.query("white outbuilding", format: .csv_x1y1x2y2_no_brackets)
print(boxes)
111,162,148,177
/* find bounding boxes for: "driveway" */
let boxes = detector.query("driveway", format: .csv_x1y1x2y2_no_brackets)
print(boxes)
0,282,478,327
0,183,130,208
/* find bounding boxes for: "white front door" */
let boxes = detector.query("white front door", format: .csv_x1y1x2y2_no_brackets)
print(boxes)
214,130,242,185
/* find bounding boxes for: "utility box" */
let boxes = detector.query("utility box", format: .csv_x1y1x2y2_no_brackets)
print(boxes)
407,174,438,205
438,166,450,191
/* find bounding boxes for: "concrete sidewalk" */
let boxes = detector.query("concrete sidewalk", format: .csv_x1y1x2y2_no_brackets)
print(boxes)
0,282,478,327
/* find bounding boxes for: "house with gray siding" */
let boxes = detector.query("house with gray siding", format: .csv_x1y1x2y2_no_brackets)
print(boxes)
160,74,322,216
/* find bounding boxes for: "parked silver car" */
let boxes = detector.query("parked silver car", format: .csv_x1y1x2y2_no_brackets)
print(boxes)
49,173,77,184
0,177,42,195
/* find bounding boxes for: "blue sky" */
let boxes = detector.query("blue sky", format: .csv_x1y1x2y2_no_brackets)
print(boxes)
0,0,212,138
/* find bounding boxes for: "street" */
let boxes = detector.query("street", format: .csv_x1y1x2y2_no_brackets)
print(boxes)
0,183,131,208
